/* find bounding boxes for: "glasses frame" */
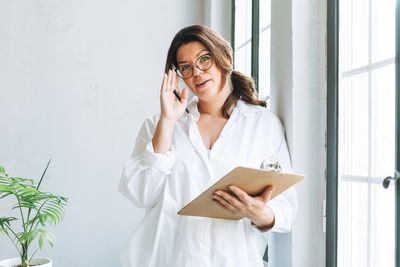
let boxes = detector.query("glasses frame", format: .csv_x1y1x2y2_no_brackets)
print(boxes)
175,52,213,79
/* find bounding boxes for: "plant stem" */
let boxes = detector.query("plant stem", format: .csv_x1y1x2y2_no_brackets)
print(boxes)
36,159,51,190
28,198,50,233
4,223,22,243
10,182,26,232
26,159,51,230
28,248,39,263
3,226,22,256
21,241,28,265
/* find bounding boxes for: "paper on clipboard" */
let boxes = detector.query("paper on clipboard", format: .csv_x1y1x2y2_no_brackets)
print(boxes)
177,166,304,220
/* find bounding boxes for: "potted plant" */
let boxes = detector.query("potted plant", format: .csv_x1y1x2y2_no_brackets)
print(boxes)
0,160,68,267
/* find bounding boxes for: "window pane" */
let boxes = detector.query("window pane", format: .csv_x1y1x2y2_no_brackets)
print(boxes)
337,181,368,267
260,0,271,30
259,29,270,99
234,0,252,74
234,0,252,48
339,72,369,177
371,0,396,63
370,183,395,267
339,0,369,72
235,44,252,77
258,0,271,99
371,65,395,178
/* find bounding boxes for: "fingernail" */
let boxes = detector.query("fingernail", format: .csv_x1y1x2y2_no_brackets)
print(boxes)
229,186,235,190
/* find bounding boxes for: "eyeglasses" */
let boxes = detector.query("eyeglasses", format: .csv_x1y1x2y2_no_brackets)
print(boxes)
175,53,213,79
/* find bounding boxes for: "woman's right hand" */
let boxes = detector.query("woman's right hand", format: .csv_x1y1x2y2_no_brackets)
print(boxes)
160,69,188,122
152,70,188,154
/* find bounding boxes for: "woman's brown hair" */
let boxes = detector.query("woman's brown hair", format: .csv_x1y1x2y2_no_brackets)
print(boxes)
165,25,266,119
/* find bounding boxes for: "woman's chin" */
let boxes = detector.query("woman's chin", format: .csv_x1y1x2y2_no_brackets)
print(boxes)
194,83,210,92
195,88,217,99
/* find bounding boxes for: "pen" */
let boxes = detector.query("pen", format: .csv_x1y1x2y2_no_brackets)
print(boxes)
173,89,189,113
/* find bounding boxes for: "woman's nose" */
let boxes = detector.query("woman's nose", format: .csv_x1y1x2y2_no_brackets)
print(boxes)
192,66,204,77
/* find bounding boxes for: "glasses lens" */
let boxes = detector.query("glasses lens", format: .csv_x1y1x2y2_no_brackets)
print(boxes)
177,65,192,79
176,54,213,79
196,54,212,71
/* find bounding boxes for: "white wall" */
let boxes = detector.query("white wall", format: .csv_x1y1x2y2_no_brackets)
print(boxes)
0,1,203,266
291,0,327,265
203,0,231,43
271,0,327,266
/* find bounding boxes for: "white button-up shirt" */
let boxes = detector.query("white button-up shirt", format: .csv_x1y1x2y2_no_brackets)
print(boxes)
118,97,298,267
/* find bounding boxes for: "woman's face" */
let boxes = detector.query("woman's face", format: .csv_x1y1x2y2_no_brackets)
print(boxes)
176,41,225,101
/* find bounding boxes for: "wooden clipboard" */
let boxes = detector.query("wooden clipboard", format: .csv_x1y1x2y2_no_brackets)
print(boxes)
177,166,304,220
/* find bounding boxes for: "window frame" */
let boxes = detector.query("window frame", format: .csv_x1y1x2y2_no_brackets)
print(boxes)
327,0,400,266
326,0,339,265
396,0,400,266
231,0,260,93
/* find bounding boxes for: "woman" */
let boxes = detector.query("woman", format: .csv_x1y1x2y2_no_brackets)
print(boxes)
118,25,298,267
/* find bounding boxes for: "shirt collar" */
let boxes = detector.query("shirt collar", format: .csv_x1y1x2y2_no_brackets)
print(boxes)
235,98,257,117
179,96,259,123
180,96,201,122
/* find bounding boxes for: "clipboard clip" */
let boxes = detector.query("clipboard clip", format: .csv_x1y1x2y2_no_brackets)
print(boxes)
259,155,282,172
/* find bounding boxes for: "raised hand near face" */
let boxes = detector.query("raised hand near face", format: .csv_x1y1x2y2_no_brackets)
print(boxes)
160,70,188,122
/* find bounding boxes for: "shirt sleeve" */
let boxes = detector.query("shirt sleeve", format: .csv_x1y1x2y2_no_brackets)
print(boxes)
251,117,299,234
118,114,175,209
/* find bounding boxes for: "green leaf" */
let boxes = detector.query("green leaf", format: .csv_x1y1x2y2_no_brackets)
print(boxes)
0,178,10,186
0,191,14,199
41,208,61,224
36,230,55,249
0,217,17,230
12,203,37,210
42,230,55,248
19,229,40,246
42,211,57,225
38,233,43,250
0,166,5,175
39,214,45,226
10,177,34,184
48,238,54,248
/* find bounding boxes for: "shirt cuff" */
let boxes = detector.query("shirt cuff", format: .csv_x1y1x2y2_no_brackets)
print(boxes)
251,221,273,233
249,203,285,234
267,202,286,232
142,141,175,172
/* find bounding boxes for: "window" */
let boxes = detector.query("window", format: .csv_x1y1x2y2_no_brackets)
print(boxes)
328,0,397,266
232,0,271,100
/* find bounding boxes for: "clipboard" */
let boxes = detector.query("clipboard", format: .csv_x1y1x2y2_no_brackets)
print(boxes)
177,166,304,220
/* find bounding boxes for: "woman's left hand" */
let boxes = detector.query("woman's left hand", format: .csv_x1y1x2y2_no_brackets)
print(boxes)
212,185,275,229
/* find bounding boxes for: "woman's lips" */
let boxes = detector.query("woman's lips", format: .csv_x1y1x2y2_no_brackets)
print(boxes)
195,79,211,89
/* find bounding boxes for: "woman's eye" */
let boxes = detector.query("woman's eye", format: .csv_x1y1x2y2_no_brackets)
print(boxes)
200,55,210,62
181,65,190,71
